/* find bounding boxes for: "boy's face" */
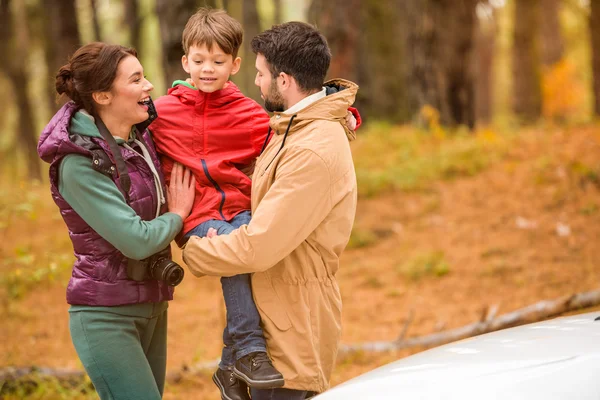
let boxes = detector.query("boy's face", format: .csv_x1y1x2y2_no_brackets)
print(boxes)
182,44,241,93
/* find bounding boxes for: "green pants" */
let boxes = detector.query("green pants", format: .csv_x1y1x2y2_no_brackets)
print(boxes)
69,302,169,400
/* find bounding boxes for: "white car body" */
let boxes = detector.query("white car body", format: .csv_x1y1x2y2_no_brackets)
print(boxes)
315,312,600,400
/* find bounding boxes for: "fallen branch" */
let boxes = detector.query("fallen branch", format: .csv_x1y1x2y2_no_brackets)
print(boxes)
2,289,600,385
0,366,84,383
338,289,600,355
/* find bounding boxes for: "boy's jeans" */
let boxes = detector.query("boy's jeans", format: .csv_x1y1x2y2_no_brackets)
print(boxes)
184,210,267,370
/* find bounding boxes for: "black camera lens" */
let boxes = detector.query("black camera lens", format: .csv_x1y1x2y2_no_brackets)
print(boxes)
150,258,185,286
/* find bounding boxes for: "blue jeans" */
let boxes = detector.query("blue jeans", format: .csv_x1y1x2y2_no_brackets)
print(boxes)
250,388,317,400
184,210,266,370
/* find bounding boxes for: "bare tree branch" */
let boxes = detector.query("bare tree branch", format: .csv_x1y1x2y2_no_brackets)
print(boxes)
3,289,600,385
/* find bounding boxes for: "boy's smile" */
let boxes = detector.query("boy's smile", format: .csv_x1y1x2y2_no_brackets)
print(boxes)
182,44,241,93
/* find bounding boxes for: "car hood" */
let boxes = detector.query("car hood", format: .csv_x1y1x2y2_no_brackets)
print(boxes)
316,312,600,400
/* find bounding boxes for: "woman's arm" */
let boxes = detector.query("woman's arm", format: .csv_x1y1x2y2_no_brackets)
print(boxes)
59,154,186,260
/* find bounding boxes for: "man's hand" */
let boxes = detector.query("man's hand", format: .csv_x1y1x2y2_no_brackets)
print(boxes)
207,227,218,238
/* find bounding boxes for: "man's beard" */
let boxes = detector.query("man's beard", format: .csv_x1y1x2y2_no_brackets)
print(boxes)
263,81,285,112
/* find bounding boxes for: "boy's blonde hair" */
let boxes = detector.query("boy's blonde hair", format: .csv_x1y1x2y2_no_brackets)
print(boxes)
182,8,243,58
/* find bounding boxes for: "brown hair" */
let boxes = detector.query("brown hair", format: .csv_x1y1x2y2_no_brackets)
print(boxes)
181,8,243,57
55,42,137,114
251,22,331,92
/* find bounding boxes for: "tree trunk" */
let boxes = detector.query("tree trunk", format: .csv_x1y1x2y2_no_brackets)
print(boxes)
241,0,261,100
591,0,600,116
309,0,407,124
200,0,218,7
47,0,81,73
308,0,361,83
40,0,80,112
123,0,141,50
540,0,564,67
90,0,102,41
474,5,497,125
156,0,200,89
405,0,477,128
0,0,42,181
512,0,542,123
273,0,282,24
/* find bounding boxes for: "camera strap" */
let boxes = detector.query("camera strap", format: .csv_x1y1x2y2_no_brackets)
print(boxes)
94,116,132,201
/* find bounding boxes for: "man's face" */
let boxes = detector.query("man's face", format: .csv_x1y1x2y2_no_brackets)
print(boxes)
255,53,285,112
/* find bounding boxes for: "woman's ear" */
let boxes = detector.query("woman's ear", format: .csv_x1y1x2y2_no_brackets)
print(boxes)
92,91,112,106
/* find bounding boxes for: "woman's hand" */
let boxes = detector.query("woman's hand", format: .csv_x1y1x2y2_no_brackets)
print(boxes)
168,163,195,221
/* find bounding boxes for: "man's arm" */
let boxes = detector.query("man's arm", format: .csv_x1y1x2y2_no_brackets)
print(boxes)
182,147,334,276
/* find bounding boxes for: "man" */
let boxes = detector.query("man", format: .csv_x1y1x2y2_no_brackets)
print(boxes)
183,21,358,400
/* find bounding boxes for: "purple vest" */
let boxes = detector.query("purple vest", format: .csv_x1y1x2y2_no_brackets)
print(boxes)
38,102,174,306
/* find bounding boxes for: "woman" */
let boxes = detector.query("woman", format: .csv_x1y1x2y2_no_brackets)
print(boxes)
37,42,195,399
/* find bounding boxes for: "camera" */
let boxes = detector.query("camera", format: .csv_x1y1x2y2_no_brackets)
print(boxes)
127,246,184,286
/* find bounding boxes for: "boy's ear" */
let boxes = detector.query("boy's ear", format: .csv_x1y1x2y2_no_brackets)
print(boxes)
92,91,112,106
181,55,190,74
229,56,242,76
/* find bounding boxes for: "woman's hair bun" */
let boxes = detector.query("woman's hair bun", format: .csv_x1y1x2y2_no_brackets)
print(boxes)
55,64,74,97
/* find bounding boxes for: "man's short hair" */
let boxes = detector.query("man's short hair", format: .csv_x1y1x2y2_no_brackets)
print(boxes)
182,8,243,58
251,22,331,92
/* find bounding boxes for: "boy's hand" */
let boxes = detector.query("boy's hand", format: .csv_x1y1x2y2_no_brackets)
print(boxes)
345,111,357,131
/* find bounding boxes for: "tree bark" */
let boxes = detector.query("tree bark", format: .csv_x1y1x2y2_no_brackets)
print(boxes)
475,5,497,125
405,0,477,128
540,0,564,67
591,0,600,116
308,0,361,83
47,0,81,73
0,0,42,181
273,0,282,24
156,0,200,89
123,0,141,50
90,0,102,41
241,0,261,100
512,0,542,123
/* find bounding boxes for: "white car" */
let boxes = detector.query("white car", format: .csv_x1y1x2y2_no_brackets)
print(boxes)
315,312,600,400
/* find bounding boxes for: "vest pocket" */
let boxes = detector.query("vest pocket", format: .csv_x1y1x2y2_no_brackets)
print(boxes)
252,273,292,331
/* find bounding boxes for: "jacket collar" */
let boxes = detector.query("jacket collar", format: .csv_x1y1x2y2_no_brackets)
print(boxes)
167,80,244,106
269,79,358,142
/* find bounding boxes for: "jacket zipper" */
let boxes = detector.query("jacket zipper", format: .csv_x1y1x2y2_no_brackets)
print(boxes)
201,159,226,220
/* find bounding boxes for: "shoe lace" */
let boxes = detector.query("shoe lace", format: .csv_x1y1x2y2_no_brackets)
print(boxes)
250,352,271,369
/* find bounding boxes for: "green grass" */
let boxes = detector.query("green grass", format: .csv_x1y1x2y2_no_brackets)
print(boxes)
352,122,512,198
397,251,451,282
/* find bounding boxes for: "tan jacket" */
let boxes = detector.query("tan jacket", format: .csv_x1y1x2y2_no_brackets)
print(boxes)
182,79,358,392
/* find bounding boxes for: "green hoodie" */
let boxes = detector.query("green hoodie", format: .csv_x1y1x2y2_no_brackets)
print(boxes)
58,111,182,260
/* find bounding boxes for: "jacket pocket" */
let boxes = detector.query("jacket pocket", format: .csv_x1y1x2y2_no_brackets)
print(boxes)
252,273,292,331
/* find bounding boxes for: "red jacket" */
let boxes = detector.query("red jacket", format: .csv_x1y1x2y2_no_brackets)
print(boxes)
151,82,270,236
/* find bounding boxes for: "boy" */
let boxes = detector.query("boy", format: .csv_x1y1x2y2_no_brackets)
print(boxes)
150,8,281,400
150,8,358,400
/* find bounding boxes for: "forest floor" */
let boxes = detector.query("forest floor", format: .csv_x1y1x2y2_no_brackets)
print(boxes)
1,123,600,399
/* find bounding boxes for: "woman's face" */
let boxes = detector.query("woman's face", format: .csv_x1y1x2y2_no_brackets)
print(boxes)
104,55,154,126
